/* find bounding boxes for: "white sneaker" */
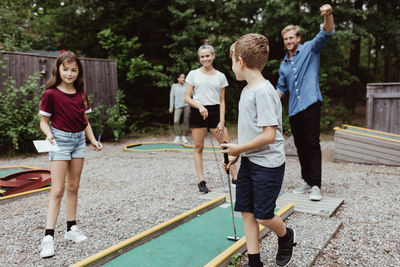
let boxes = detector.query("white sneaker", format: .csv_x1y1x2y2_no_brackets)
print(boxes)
64,225,87,243
40,235,55,258
309,186,323,201
293,182,312,194
181,136,188,144
173,136,180,143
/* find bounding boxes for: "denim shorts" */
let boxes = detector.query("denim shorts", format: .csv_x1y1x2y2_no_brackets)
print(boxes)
234,157,285,220
49,128,86,161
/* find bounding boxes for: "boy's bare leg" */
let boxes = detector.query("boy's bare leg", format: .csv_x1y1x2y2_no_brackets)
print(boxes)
257,214,287,237
242,212,261,254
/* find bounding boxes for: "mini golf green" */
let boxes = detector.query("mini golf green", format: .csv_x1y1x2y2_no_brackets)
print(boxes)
72,197,294,267
103,203,250,267
0,166,35,178
0,166,51,201
124,141,219,153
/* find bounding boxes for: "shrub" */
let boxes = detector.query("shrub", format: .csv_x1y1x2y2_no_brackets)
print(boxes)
0,59,43,153
89,89,128,142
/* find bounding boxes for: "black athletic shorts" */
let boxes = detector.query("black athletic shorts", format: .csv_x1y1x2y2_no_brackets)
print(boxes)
189,104,221,129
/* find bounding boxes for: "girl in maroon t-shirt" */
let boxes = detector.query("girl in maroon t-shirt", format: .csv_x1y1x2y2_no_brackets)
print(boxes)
38,51,103,258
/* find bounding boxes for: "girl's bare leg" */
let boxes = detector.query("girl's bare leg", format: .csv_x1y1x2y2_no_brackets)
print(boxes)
45,160,69,229
65,158,84,221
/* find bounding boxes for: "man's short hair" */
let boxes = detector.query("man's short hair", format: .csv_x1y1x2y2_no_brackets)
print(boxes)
230,33,269,70
281,25,301,37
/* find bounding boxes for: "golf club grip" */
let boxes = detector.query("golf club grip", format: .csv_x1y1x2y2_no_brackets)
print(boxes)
222,141,229,164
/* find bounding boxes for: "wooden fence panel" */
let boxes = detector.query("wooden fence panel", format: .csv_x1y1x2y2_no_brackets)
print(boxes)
366,82,400,134
0,52,118,107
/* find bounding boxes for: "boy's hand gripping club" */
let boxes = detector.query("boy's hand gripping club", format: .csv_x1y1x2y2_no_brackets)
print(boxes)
222,142,239,241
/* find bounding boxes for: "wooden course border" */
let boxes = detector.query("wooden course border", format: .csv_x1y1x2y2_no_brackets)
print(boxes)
333,124,400,166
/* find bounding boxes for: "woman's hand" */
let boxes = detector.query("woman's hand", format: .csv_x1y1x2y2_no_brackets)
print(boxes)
215,122,225,139
169,109,173,114
199,106,208,120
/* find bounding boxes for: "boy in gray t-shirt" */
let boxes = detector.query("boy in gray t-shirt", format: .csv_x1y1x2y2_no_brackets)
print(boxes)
222,34,296,267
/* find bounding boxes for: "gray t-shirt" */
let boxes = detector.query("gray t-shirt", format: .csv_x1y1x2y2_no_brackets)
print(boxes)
185,68,228,105
238,80,285,168
169,83,188,109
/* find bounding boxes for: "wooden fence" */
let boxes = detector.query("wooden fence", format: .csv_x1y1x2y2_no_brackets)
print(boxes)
0,51,118,106
366,82,400,135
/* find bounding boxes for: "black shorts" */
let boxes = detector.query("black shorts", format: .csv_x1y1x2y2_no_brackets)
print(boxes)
189,104,221,129
234,157,285,220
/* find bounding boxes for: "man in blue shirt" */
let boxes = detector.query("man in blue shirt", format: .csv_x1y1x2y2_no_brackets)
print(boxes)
277,4,334,201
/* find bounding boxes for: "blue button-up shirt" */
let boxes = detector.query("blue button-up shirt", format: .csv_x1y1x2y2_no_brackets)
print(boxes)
276,28,334,117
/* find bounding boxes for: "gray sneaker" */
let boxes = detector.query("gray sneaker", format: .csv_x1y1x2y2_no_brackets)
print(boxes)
309,186,322,201
292,182,311,194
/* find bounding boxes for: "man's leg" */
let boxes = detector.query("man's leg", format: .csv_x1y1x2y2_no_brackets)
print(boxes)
302,102,322,188
290,112,312,186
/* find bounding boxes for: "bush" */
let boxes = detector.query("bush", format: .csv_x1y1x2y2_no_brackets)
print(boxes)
88,89,128,142
0,59,43,153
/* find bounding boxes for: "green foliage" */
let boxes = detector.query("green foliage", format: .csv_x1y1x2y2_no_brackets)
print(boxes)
98,28,169,87
89,90,128,142
0,59,42,152
105,90,128,141
228,253,243,267
0,0,34,51
282,108,292,136
1,0,399,134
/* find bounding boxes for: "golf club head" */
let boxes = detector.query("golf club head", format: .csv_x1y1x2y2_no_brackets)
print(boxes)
227,236,240,241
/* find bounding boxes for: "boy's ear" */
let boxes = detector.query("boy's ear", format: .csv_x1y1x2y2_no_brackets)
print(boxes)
238,56,245,68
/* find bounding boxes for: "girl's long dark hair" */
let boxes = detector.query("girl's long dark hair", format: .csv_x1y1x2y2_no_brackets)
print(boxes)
43,51,87,108
173,72,185,83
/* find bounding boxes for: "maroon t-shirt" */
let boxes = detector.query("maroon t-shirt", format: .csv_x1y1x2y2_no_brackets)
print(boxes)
40,88,92,132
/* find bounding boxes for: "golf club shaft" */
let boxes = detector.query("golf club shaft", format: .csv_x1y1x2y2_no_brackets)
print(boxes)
222,142,238,240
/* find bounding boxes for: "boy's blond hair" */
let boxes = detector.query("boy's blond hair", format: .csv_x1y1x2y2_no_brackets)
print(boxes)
230,33,269,70
281,25,301,37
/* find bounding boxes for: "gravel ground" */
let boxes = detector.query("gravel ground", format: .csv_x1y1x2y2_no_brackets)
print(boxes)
0,136,399,266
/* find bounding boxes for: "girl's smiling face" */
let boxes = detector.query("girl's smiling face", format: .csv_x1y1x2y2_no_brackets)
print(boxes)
59,60,79,85
177,74,185,84
198,49,215,67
